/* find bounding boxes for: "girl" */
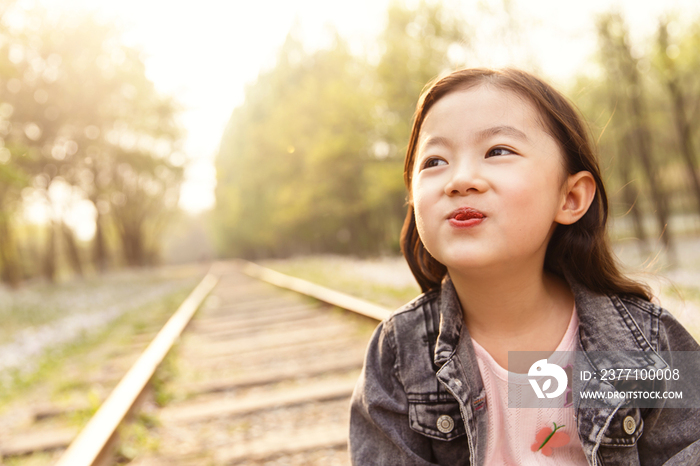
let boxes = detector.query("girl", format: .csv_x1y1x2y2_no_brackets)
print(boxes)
349,68,700,465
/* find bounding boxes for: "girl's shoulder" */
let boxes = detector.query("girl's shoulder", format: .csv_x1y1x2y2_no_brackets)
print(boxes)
380,288,444,345
370,288,443,359
606,291,700,352
616,293,665,317
390,288,441,320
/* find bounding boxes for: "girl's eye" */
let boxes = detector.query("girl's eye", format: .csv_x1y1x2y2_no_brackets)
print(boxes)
422,157,447,169
487,147,514,157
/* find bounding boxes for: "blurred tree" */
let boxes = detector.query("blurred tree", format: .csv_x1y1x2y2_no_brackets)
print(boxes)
655,19,700,218
110,149,183,266
596,13,675,260
0,145,29,287
0,10,32,285
217,32,378,257
215,1,471,259
0,7,184,281
573,69,650,254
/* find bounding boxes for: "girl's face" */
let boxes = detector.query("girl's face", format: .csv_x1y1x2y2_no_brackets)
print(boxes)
411,85,570,275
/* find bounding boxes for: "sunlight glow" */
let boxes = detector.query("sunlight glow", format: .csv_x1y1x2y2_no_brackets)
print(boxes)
22,0,700,222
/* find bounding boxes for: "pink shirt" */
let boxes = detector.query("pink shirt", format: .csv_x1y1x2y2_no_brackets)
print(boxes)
471,307,588,465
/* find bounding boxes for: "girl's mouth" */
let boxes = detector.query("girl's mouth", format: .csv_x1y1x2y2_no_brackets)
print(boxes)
448,207,485,228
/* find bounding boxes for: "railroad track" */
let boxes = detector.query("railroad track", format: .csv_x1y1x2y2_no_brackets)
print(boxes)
1,261,389,465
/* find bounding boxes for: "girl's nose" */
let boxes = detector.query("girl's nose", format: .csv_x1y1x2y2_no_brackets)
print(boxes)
444,162,487,196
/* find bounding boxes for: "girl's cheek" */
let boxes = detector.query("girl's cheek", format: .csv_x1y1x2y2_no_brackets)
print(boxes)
411,182,436,217
411,187,433,226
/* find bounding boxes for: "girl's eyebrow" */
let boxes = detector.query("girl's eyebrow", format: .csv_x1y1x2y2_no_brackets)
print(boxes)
418,126,528,154
476,125,529,143
419,135,452,152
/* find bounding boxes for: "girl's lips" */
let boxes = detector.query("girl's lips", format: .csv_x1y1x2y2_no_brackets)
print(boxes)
448,207,485,228
448,207,485,220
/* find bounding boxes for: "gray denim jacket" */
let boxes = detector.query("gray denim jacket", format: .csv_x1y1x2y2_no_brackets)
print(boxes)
349,275,700,465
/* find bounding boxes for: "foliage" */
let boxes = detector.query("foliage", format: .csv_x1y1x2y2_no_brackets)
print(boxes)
217,33,374,256
573,12,700,262
0,5,184,283
3,1,699,271
215,1,470,258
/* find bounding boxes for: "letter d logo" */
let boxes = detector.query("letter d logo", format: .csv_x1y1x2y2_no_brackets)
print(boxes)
528,359,568,399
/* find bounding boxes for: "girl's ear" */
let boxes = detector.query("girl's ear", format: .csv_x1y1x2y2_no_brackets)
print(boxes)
555,171,596,225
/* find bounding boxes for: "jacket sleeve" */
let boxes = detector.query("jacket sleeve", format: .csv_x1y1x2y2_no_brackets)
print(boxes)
349,319,437,465
638,308,700,465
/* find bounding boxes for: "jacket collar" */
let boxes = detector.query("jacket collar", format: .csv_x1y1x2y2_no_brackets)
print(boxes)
434,275,465,367
567,277,656,353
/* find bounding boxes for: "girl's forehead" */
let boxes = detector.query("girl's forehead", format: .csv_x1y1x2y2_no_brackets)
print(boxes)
417,86,556,151
422,86,540,131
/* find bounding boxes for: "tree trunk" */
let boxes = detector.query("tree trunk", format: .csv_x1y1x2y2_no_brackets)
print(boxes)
628,99,675,262
122,225,144,266
658,23,700,219
92,210,108,272
598,14,676,265
617,131,649,257
0,212,22,287
62,222,83,277
44,220,57,282
621,48,676,264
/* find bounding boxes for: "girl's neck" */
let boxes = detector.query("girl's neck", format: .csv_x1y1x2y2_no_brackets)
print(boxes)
448,264,574,356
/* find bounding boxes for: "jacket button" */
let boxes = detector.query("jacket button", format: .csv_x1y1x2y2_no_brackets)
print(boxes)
437,415,455,433
623,416,636,435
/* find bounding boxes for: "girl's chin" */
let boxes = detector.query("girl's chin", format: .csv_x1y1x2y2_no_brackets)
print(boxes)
440,254,522,274
443,257,542,279
440,258,496,273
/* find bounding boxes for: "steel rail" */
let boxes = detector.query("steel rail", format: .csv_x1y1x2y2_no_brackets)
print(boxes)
54,260,389,465
241,261,391,322
54,272,219,466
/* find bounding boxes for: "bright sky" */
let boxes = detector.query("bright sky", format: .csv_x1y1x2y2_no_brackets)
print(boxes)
20,0,700,229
